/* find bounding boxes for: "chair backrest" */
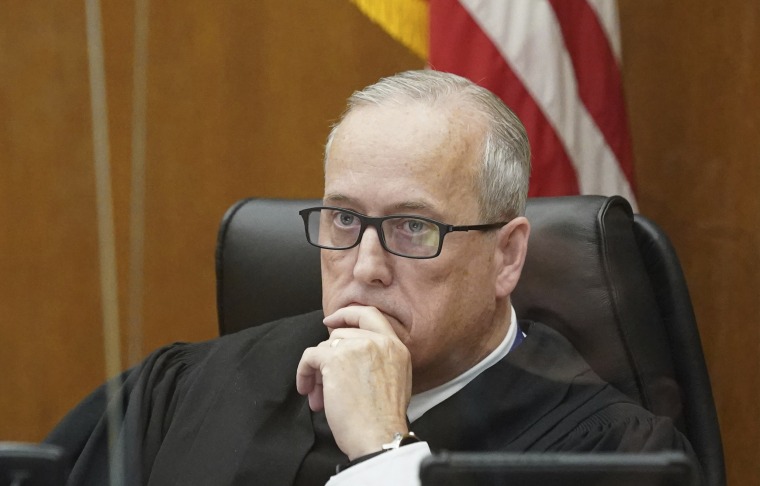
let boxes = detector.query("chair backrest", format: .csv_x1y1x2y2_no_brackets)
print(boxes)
215,195,724,486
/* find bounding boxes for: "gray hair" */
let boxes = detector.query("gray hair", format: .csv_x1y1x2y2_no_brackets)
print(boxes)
325,70,531,221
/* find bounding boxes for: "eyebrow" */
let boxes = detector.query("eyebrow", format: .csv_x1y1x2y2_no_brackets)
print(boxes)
322,192,352,205
323,193,436,215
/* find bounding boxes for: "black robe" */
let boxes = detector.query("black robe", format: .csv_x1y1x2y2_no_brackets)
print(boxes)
45,311,696,485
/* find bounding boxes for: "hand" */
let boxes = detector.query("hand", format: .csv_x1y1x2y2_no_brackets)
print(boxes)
296,306,413,459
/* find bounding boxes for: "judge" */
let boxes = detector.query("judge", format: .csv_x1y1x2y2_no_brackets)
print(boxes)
47,70,697,486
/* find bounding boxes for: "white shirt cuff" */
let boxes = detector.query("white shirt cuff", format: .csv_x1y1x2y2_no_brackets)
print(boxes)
325,442,431,486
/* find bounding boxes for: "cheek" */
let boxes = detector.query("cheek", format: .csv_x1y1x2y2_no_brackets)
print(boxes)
320,253,347,311
417,254,495,319
401,264,462,326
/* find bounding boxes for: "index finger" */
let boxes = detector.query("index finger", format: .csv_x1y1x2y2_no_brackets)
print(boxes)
323,306,397,338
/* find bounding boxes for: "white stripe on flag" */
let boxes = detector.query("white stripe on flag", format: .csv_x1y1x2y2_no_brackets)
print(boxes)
457,0,636,208
586,0,623,65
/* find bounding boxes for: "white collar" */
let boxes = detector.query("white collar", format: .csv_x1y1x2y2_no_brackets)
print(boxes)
407,306,519,423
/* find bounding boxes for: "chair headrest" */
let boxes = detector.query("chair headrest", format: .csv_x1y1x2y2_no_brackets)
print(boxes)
216,198,323,335
514,196,680,418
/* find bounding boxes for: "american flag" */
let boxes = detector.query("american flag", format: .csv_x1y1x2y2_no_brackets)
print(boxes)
351,0,637,207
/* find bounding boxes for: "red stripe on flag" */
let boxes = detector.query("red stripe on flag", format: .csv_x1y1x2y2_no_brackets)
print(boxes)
429,0,580,196
549,0,636,191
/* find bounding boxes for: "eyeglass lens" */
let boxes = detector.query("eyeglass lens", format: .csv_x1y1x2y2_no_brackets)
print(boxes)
307,208,441,258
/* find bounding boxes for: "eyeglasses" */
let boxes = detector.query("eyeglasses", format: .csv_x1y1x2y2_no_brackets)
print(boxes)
299,206,508,259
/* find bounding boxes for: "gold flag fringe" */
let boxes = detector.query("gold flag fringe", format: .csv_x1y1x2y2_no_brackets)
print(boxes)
349,0,429,60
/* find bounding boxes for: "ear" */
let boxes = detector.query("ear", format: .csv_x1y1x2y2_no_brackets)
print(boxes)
494,216,530,299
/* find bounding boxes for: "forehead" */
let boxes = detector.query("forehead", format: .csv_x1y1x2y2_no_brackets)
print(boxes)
324,102,485,216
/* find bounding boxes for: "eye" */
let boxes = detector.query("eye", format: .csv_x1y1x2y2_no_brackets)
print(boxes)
335,211,357,227
394,218,435,235
405,219,426,233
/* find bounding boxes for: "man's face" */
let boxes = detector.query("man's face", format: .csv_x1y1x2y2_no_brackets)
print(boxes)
320,101,510,392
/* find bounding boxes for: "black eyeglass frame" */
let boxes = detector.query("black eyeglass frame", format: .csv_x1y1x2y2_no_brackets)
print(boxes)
298,206,509,259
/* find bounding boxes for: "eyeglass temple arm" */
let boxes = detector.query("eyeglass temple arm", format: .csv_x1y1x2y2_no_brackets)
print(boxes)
450,222,508,232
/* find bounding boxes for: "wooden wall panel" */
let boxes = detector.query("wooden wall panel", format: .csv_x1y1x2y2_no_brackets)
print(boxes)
0,1,106,441
0,0,422,441
619,1,760,484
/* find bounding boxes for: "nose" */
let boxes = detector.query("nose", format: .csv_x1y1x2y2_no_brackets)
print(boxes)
352,226,393,286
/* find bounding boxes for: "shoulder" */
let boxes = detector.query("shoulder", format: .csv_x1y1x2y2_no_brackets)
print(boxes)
97,310,327,401
504,320,607,389
162,310,328,375
212,310,327,353
550,401,693,453
514,321,693,454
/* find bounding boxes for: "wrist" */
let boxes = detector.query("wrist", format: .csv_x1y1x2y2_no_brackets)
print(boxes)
338,430,422,472
381,431,421,450
346,422,410,460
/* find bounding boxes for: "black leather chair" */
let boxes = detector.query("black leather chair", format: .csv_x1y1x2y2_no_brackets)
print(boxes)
215,195,725,486
0,442,67,485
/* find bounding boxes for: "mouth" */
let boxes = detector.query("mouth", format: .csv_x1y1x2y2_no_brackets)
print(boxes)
344,301,404,328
